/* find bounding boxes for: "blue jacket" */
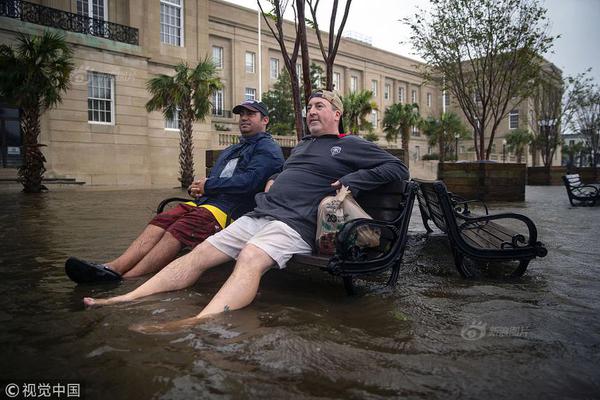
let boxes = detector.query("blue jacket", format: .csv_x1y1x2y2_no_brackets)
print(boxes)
194,132,284,220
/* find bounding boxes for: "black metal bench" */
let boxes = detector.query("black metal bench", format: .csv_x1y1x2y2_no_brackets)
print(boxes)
562,174,599,206
414,178,547,278
291,180,417,295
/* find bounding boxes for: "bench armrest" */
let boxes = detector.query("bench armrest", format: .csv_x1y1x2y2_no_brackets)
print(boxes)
156,197,191,214
572,184,599,197
458,212,547,256
334,217,399,260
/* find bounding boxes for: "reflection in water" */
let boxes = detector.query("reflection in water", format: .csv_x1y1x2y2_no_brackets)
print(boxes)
0,186,599,399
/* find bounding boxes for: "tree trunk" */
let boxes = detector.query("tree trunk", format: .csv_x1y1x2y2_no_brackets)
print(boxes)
18,106,47,193
179,113,195,188
290,75,305,141
402,126,410,168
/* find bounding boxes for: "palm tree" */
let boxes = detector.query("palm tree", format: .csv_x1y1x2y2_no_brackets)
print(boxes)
505,128,533,163
146,59,221,188
341,90,378,135
422,112,469,162
383,103,421,166
0,32,74,193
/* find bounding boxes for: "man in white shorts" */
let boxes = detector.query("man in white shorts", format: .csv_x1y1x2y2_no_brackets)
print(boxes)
83,90,409,330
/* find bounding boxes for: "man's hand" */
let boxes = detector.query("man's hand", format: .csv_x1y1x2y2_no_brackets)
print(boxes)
188,178,207,198
264,179,275,192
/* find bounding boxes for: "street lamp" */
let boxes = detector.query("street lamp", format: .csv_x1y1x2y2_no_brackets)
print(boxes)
454,133,460,161
502,139,507,163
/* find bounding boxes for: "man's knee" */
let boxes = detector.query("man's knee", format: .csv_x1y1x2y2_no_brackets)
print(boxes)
236,245,275,274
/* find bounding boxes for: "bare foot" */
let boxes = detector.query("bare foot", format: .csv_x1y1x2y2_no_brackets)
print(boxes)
83,295,128,308
129,316,204,334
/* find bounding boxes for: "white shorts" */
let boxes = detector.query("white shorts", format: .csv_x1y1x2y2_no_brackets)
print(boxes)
205,216,312,268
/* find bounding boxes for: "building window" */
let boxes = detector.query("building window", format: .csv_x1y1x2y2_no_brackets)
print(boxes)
245,52,255,73
212,46,223,69
270,58,279,79
160,0,183,46
350,76,358,92
77,0,108,36
165,108,180,130
333,72,341,91
384,84,391,100
509,109,519,129
87,71,114,124
212,88,224,116
427,93,432,107
415,145,421,160
371,80,378,96
411,126,420,137
371,110,378,128
398,87,405,103
444,92,450,108
77,0,107,20
244,87,256,101
411,89,417,103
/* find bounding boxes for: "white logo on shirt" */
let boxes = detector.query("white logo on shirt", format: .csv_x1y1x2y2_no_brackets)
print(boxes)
330,146,342,156
219,157,239,178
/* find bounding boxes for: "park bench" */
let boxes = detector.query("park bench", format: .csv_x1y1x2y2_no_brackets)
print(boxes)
562,173,599,206
157,149,415,295
413,178,547,278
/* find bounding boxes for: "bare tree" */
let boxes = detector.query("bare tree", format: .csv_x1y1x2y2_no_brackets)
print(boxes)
406,0,556,160
563,71,600,166
257,0,310,140
306,0,353,90
530,66,564,169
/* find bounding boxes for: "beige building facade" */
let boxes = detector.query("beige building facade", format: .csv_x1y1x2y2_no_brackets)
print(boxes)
0,0,558,186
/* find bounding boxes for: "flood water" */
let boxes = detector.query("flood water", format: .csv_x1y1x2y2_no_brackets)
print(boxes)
0,185,599,399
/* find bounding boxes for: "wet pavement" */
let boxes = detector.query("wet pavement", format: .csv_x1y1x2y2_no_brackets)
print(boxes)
0,185,599,399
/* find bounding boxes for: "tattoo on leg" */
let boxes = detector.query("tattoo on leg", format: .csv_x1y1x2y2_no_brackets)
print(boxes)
223,305,230,312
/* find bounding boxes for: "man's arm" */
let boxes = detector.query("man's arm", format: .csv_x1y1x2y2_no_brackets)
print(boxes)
337,138,409,196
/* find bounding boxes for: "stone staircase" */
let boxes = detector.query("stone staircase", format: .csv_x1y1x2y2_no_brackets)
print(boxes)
0,168,85,185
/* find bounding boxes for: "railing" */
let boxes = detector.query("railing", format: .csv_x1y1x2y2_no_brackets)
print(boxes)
0,0,139,45
216,132,298,148
212,109,232,119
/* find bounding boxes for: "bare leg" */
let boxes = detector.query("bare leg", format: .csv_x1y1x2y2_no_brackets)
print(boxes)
197,244,274,318
83,241,232,307
121,232,182,278
105,224,166,275
130,244,275,333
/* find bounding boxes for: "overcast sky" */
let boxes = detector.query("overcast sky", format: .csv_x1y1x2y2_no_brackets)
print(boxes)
223,0,600,84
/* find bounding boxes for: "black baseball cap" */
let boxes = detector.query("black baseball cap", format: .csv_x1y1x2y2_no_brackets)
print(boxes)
232,100,269,117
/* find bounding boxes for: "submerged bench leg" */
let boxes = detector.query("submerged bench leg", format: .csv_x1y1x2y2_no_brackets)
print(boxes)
510,260,530,278
343,276,356,296
452,249,474,279
386,261,401,287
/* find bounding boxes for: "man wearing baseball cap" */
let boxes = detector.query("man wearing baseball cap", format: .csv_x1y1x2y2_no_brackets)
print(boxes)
65,99,284,284
83,90,408,332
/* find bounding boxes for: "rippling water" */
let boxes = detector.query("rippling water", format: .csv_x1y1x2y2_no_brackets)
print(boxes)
0,185,599,399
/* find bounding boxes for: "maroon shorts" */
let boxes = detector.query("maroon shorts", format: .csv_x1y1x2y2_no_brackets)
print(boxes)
149,203,222,248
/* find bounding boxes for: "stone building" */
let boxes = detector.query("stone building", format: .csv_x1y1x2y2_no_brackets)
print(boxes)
0,0,560,185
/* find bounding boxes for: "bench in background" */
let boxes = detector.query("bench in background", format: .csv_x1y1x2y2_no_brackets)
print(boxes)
562,174,599,206
414,178,547,278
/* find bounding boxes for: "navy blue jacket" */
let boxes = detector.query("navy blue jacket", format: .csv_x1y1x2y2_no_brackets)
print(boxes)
194,132,284,220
